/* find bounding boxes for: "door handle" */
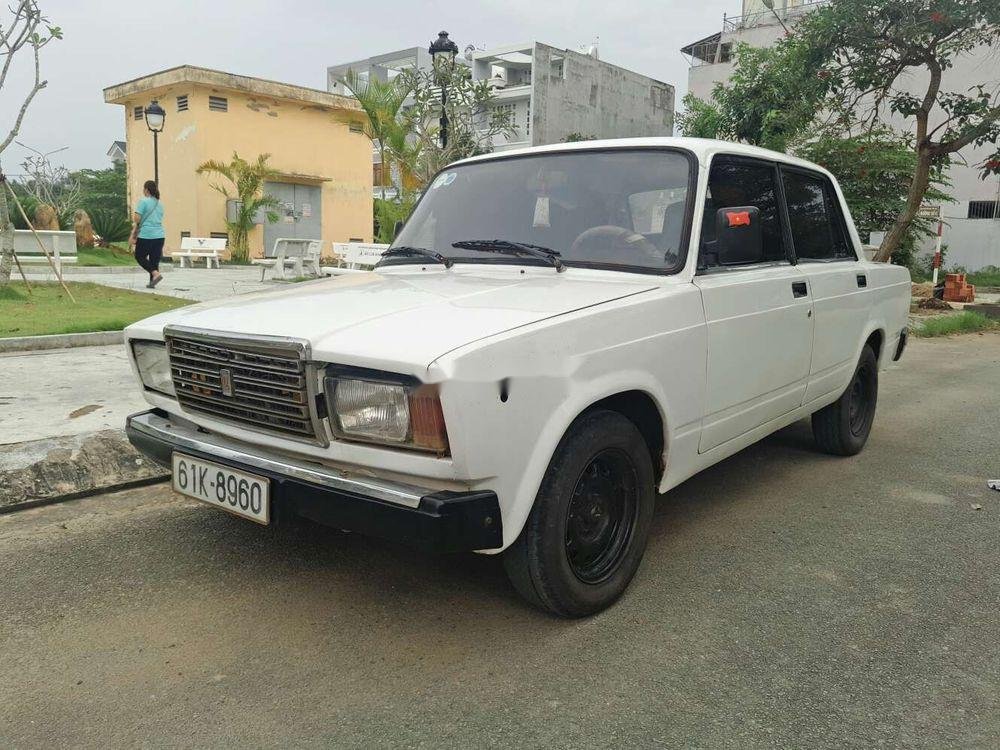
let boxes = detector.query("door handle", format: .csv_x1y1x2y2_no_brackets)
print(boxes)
857,274,868,288
792,281,808,298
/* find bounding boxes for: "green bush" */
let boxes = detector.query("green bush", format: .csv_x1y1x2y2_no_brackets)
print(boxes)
89,208,133,244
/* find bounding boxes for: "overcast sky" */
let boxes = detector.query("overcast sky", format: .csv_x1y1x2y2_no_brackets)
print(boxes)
0,0,733,173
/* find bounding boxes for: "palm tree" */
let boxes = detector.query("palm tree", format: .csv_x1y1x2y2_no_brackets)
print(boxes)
196,152,281,263
339,70,413,199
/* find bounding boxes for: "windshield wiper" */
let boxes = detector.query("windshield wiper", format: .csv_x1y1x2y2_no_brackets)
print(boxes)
379,246,453,268
451,239,565,272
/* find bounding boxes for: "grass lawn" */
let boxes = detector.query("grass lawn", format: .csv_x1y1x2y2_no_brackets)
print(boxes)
76,245,136,267
914,311,998,338
967,267,1000,288
0,282,190,338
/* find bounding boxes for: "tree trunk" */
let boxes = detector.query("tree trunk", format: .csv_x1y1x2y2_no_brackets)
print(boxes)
875,146,932,263
0,162,15,288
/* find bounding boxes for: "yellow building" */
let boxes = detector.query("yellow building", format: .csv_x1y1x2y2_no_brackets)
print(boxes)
104,65,373,258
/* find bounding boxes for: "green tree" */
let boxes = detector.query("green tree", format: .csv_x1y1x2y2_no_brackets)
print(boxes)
796,127,951,245
0,1,61,287
677,36,833,153
394,65,516,187
76,162,126,216
799,0,1000,261
338,70,413,199
196,153,281,263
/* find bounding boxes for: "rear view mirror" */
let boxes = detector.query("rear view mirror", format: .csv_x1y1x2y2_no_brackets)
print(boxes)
393,220,403,240
715,206,762,265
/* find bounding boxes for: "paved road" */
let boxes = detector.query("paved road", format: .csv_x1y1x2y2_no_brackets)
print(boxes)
2,335,998,748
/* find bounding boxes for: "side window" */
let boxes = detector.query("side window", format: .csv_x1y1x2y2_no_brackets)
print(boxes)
782,170,854,260
701,158,785,266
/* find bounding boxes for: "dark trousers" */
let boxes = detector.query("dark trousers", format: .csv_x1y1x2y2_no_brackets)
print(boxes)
135,237,165,274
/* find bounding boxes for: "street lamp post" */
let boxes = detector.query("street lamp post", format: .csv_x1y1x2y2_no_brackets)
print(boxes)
143,101,166,185
429,31,459,149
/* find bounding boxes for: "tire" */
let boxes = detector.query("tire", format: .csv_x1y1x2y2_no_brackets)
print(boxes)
812,345,879,456
503,409,655,618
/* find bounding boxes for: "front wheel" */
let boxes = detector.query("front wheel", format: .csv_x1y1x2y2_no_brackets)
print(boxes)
503,410,655,618
812,345,879,456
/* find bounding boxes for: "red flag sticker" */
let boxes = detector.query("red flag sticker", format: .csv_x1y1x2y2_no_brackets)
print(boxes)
727,211,751,227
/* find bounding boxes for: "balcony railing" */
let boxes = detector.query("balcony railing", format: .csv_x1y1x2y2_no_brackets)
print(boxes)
723,0,829,32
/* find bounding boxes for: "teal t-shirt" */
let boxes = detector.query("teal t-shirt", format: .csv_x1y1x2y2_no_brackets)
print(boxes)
135,196,165,240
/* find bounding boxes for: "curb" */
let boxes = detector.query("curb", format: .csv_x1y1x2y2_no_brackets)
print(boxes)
0,476,168,515
0,330,124,353
21,263,174,276
0,429,169,512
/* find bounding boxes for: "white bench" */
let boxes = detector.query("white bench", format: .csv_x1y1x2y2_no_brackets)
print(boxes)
252,238,322,280
173,237,227,268
13,230,77,273
323,242,390,275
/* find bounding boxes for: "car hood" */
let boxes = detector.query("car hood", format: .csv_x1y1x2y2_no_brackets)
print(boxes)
133,269,658,372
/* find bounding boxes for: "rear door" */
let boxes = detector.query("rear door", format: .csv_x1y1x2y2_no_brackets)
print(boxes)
780,167,868,402
694,156,815,453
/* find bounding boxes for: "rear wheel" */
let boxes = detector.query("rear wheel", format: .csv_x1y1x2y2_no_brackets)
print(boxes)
812,345,878,456
503,410,655,618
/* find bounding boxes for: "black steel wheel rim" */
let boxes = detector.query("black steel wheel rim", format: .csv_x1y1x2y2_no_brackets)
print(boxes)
848,361,873,436
564,448,638,584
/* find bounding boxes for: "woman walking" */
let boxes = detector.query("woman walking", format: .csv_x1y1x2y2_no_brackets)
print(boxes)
130,180,165,288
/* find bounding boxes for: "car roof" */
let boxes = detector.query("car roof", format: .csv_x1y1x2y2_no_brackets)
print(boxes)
450,137,828,175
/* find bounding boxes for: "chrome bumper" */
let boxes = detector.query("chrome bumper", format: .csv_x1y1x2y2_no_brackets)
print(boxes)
126,410,503,551
127,410,432,508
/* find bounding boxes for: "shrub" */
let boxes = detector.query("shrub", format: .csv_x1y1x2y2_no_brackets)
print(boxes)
89,208,132,244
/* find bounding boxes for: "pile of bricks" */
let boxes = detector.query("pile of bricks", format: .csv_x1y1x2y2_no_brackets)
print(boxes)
943,273,976,303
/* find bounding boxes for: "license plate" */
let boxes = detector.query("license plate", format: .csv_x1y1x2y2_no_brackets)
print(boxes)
172,453,270,525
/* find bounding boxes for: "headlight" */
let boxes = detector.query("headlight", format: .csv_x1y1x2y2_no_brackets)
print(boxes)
325,374,449,454
131,340,176,397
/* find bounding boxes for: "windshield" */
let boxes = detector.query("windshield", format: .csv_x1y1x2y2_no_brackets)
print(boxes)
391,149,695,273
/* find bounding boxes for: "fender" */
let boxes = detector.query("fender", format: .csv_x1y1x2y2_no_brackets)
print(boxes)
500,370,676,549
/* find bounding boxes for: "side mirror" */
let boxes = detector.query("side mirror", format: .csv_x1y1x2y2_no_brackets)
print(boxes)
715,206,762,265
393,220,403,240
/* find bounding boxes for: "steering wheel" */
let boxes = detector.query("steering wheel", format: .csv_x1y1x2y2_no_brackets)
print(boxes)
569,225,662,263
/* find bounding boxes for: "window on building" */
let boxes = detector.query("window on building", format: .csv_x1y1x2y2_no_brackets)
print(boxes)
525,100,531,137
209,232,229,240
176,95,189,112
719,42,734,63
349,237,364,243
701,157,785,266
781,170,853,260
968,200,1000,220
349,121,364,133
133,106,143,120
208,96,228,112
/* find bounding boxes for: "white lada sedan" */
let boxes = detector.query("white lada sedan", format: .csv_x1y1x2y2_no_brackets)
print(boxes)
125,138,910,617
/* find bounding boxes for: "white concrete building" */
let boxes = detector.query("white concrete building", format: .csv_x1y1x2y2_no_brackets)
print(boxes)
327,41,675,180
470,41,674,151
681,0,1000,270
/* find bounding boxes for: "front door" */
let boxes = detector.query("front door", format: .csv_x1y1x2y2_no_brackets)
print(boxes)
694,156,815,453
263,182,323,257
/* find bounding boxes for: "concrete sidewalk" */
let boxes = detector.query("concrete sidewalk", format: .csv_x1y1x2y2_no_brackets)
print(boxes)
0,346,164,508
1,345,143,444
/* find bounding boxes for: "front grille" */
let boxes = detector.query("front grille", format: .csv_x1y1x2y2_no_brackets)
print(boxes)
166,332,321,443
